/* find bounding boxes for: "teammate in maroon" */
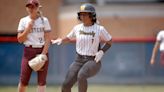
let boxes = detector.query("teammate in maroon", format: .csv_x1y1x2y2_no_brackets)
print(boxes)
17,0,51,92
52,3,112,92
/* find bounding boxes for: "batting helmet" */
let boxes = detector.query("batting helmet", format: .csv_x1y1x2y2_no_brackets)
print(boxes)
77,3,97,23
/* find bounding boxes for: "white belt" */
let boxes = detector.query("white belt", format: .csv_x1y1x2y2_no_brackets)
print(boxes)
25,44,43,48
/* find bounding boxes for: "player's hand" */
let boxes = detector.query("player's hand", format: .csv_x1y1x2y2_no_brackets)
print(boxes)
150,58,155,65
94,50,104,63
28,19,34,29
51,38,62,45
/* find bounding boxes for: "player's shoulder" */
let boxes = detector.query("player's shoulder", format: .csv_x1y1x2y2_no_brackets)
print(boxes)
42,16,49,21
94,23,105,30
159,30,164,33
37,16,49,23
157,30,164,37
20,16,29,20
73,23,83,29
158,30,164,34
19,16,30,23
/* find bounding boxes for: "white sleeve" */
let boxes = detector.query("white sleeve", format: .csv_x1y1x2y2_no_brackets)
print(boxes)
17,18,25,32
67,27,76,38
157,31,163,41
100,27,112,41
44,17,51,32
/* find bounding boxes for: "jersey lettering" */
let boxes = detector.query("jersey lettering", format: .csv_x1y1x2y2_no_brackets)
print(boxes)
79,30,95,37
31,28,44,33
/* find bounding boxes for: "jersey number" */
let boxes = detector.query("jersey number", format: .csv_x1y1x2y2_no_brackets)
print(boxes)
39,37,44,43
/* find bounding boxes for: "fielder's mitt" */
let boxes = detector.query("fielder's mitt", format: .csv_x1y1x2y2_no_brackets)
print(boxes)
28,54,47,71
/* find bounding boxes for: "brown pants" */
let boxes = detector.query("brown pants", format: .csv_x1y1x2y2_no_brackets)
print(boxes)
19,47,49,86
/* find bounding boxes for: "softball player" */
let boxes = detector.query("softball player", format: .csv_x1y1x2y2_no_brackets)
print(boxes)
150,30,164,66
17,0,51,92
52,3,112,92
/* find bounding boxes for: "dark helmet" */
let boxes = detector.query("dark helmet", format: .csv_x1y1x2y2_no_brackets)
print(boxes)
77,3,97,23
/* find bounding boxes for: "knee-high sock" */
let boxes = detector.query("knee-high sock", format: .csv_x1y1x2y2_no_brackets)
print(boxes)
37,85,46,92
17,82,27,92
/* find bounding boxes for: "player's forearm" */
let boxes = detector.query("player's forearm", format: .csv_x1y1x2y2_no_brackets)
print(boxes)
17,28,31,43
42,40,50,54
151,47,158,60
151,42,160,60
42,32,51,54
100,39,112,53
61,37,72,43
69,38,76,43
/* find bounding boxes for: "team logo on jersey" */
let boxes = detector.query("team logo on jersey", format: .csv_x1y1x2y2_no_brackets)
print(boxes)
80,30,95,37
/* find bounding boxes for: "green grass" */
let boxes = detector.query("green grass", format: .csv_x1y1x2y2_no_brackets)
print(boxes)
1,85,164,92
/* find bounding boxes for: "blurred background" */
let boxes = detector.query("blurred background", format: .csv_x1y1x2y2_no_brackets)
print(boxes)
0,0,164,87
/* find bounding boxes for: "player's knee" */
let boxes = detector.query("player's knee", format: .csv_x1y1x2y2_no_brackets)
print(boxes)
38,81,46,86
19,82,27,87
77,73,87,81
20,80,29,86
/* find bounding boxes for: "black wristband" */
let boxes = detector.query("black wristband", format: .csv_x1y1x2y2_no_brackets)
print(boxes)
101,43,111,53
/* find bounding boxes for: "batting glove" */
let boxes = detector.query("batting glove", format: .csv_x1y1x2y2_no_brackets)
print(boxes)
28,54,47,71
94,50,104,63
51,38,62,45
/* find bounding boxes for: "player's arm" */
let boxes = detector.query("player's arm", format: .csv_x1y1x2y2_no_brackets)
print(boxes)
94,27,112,63
62,37,76,43
100,39,112,53
51,37,76,45
51,29,76,45
51,37,66,45
150,41,160,65
99,28,112,53
51,26,77,45
61,27,76,43
94,39,112,63
41,31,51,55
17,20,34,43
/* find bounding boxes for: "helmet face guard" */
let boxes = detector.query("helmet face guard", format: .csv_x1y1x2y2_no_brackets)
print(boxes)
77,3,97,23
